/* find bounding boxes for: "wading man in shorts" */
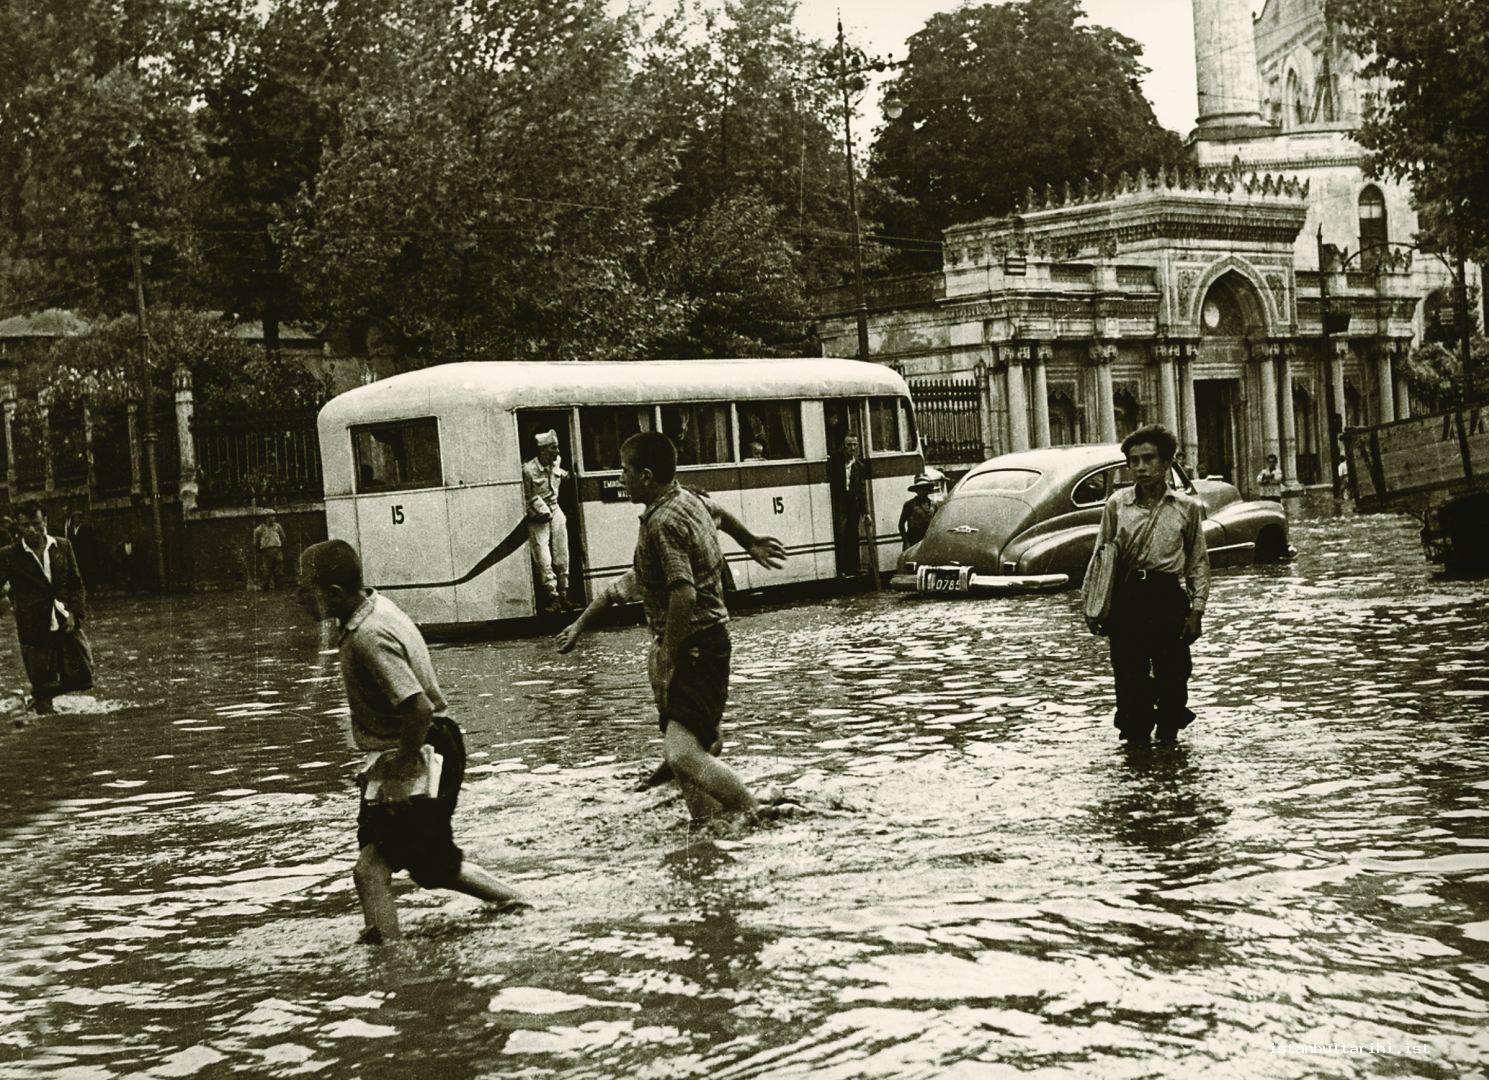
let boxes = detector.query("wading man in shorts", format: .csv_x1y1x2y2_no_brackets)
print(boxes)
615,432,757,820
298,540,527,943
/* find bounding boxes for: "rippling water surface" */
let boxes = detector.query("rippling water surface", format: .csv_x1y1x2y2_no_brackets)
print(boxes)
2,495,1487,1078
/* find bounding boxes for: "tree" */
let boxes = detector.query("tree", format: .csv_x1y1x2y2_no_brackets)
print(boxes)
278,0,684,362
866,0,1185,271
1335,0,1489,262
652,194,811,357
0,0,244,316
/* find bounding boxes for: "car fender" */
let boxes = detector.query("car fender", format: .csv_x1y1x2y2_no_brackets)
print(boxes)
1209,499,1288,557
1002,523,1099,581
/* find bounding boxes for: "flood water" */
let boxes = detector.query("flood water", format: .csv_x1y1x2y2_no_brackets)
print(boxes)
2,493,1488,1079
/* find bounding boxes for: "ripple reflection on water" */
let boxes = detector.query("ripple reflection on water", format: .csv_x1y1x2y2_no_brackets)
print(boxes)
0,497,1487,1078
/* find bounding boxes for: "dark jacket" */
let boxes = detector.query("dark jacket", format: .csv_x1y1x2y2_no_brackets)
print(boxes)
829,453,868,516
0,537,87,646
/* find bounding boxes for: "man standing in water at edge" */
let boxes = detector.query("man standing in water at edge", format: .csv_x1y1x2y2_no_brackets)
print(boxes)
619,432,757,820
298,540,527,942
1086,424,1210,746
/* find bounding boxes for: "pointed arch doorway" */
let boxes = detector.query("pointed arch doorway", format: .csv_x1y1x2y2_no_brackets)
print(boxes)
1195,271,1269,483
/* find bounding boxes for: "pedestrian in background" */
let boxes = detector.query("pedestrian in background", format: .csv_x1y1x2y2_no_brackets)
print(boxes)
1256,453,1283,501
1085,424,1209,746
254,509,287,589
899,475,938,548
297,539,528,944
522,430,571,613
65,508,100,585
0,502,90,716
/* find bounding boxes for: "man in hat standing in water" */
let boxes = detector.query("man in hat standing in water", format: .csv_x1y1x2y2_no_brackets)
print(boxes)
522,430,571,612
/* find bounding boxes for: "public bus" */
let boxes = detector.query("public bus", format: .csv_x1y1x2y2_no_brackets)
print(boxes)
316,358,924,629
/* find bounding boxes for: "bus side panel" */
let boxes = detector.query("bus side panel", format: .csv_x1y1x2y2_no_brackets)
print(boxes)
355,489,457,625
449,482,534,623
809,476,838,581
736,462,825,589
576,481,640,596
869,452,924,573
324,496,359,551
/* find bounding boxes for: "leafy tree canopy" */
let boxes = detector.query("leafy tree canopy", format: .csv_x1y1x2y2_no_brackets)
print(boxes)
1336,0,1489,263
866,0,1185,271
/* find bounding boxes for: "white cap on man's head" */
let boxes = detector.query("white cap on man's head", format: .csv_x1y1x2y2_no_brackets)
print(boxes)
535,430,559,450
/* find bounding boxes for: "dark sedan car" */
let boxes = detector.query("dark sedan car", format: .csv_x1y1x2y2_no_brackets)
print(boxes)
891,444,1292,596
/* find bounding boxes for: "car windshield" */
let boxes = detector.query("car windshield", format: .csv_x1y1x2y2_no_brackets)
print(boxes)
959,468,1040,493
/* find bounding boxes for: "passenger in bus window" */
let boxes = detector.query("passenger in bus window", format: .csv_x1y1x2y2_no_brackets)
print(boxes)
522,430,572,613
746,439,766,461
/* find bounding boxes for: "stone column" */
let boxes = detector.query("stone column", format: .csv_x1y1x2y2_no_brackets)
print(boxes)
174,365,198,514
1391,340,1411,419
1279,343,1301,492
1,383,16,494
1330,340,1349,431
1254,343,1282,483
999,344,1031,452
1375,342,1395,425
1179,342,1200,471
38,387,53,493
127,400,143,496
1192,0,1270,132
975,358,996,460
1031,344,1052,447
1089,342,1118,443
1152,342,1180,433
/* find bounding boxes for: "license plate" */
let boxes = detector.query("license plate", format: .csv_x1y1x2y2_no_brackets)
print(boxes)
917,566,970,593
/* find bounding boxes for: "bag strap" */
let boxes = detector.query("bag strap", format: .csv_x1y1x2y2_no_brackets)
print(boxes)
1120,495,1167,571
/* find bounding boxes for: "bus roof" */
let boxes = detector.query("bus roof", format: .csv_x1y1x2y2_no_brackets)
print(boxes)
318,357,912,425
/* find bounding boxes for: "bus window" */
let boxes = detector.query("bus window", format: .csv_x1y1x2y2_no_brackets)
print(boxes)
581,405,653,471
352,418,442,493
661,403,732,466
868,396,915,453
738,400,804,461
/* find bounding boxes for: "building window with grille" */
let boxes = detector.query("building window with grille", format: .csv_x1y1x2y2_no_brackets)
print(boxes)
1359,186,1388,259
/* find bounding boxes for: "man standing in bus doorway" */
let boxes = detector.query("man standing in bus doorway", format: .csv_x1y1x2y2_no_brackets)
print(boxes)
829,434,868,576
618,431,757,821
523,430,571,613
1085,424,1210,747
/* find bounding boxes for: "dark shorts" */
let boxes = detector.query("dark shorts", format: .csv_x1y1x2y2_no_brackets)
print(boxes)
356,715,466,888
659,623,731,749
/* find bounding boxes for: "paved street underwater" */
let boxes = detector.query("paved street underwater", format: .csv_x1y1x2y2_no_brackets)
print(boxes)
2,494,1487,1078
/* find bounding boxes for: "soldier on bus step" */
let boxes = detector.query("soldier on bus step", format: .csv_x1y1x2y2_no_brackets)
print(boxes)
522,430,573,613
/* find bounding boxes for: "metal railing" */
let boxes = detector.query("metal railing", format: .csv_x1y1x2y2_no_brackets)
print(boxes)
909,377,983,466
192,408,323,509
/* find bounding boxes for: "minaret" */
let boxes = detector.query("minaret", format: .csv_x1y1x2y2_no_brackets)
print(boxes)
1192,0,1273,135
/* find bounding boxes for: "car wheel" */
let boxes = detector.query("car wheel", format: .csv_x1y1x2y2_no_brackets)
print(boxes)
1254,524,1287,562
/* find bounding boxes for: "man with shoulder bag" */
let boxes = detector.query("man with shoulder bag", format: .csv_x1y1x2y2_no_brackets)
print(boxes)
1083,425,1209,746
0,502,92,716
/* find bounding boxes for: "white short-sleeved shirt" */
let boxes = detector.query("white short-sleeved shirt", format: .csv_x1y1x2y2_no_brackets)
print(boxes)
337,590,447,750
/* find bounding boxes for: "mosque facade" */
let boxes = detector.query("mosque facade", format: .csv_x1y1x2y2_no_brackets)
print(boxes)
816,0,1482,495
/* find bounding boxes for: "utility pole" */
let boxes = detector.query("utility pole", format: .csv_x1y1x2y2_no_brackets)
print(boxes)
837,16,870,363
131,229,167,588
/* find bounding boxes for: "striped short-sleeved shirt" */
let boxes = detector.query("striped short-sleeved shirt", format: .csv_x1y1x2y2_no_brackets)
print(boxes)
633,483,729,639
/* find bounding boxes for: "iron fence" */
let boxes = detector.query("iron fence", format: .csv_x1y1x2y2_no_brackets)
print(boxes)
909,377,983,466
192,408,323,509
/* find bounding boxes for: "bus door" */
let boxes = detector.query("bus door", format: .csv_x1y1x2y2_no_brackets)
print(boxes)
516,409,585,611
350,418,457,625
824,398,868,576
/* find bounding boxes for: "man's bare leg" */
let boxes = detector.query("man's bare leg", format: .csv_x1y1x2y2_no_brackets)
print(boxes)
449,863,530,910
353,845,400,942
664,725,755,819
